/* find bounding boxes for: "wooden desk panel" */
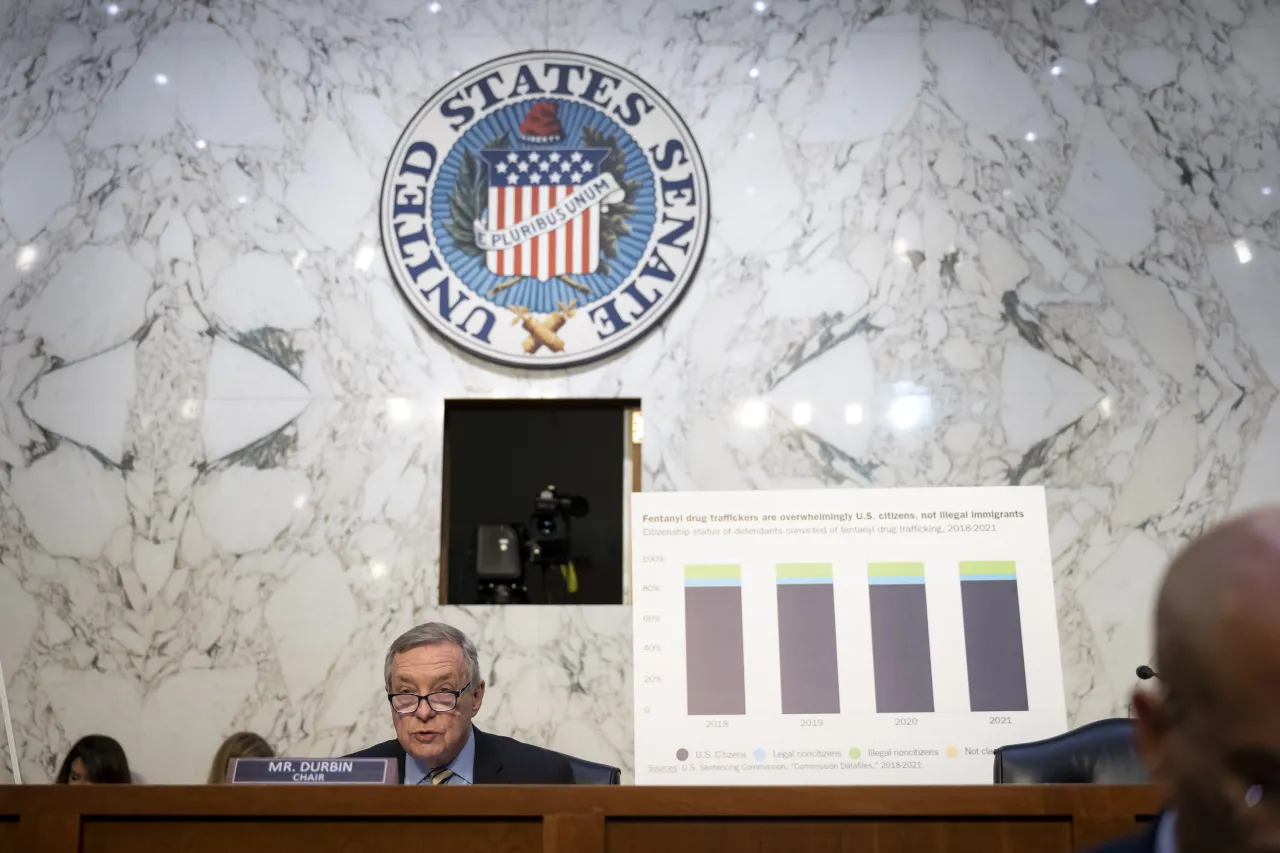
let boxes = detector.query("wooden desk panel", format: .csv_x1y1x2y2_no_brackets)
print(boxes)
0,785,1162,853
82,819,541,853
607,819,1074,853
0,817,18,853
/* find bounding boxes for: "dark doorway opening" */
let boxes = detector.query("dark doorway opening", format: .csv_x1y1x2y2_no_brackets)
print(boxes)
441,398,641,605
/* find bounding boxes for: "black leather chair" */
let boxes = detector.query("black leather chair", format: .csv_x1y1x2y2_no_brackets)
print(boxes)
993,718,1148,784
558,752,621,784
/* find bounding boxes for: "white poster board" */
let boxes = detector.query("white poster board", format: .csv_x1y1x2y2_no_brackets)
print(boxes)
631,486,1067,785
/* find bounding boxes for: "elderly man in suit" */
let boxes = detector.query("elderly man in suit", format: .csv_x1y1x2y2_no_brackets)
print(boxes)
348,622,573,784
1086,508,1280,853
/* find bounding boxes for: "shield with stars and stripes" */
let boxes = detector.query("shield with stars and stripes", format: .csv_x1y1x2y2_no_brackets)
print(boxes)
478,148,611,282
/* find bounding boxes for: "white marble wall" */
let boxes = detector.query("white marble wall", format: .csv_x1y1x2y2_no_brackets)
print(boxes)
1,0,1277,784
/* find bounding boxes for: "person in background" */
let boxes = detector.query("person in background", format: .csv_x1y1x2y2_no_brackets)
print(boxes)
207,732,275,784
1086,508,1280,853
348,621,574,784
55,735,132,784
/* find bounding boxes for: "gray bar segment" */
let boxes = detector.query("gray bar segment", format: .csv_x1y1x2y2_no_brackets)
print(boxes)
777,583,841,714
684,585,746,715
961,579,1030,712
868,584,935,713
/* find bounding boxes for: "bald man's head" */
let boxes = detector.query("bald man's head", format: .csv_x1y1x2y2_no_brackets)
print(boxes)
1132,507,1280,853
1155,508,1280,713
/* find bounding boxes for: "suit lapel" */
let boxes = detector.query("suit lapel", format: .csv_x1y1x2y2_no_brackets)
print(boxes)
396,745,406,784
471,727,504,784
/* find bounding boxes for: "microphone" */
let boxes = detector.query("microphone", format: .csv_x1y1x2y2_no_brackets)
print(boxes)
1136,665,1160,681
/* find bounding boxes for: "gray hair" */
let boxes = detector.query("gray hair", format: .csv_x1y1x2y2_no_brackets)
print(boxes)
383,622,480,692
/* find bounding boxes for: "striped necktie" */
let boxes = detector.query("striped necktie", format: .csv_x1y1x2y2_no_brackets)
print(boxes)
424,767,455,786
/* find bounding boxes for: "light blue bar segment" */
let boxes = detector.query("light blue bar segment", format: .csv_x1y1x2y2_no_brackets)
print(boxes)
960,575,1019,582
868,576,925,585
776,577,835,585
684,578,742,587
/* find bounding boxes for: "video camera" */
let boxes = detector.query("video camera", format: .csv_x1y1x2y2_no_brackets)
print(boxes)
475,485,590,604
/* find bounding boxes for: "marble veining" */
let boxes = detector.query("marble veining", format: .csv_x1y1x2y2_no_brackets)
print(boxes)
1,0,1278,783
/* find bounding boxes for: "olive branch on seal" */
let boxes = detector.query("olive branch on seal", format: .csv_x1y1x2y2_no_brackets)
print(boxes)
444,132,509,255
580,125,642,278
444,127,642,281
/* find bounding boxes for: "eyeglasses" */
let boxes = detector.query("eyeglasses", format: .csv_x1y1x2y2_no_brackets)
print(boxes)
387,682,471,715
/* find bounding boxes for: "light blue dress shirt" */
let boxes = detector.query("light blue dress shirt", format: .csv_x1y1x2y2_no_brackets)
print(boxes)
1155,812,1176,853
403,725,475,786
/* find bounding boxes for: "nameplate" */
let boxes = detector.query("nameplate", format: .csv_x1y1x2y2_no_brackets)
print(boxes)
227,757,396,784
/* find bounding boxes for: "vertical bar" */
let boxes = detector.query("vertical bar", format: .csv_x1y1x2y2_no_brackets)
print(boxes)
586,203,598,273
566,198,577,275
867,562,935,713
487,186,499,276
531,186,544,280
548,186,560,279
514,187,526,276
776,564,840,714
499,188,511,276
960,561,1029,712
684,565,746,715
557,187,569,275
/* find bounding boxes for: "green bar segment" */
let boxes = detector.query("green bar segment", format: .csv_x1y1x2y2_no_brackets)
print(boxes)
960,561,1016,578
776,563,833,580
684,564,741,580
868,562,925,579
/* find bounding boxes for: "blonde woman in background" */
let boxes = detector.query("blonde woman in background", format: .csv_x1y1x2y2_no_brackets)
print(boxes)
207,732,275,783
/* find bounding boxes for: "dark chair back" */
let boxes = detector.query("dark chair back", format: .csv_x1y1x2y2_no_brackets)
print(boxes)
993,718,1148,784
561,752,621,785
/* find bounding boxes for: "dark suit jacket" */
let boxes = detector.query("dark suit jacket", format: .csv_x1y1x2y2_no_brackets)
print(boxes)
347,726,574,784
1082,820,1158,853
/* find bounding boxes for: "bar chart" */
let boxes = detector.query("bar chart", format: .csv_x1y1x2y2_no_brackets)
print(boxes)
867,562,935,713
776,564,840,714
960,561,1029,712
632,486,1067,785
683,564,746,715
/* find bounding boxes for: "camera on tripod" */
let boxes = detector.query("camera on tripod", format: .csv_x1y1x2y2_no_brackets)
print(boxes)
475,486,590,604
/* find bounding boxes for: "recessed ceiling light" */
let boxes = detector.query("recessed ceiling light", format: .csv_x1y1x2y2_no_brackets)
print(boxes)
887,395,930,431
15,245,38,271
1234,238,1253,264
737,399,769,429
154,73,169,85
354,245,376,271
